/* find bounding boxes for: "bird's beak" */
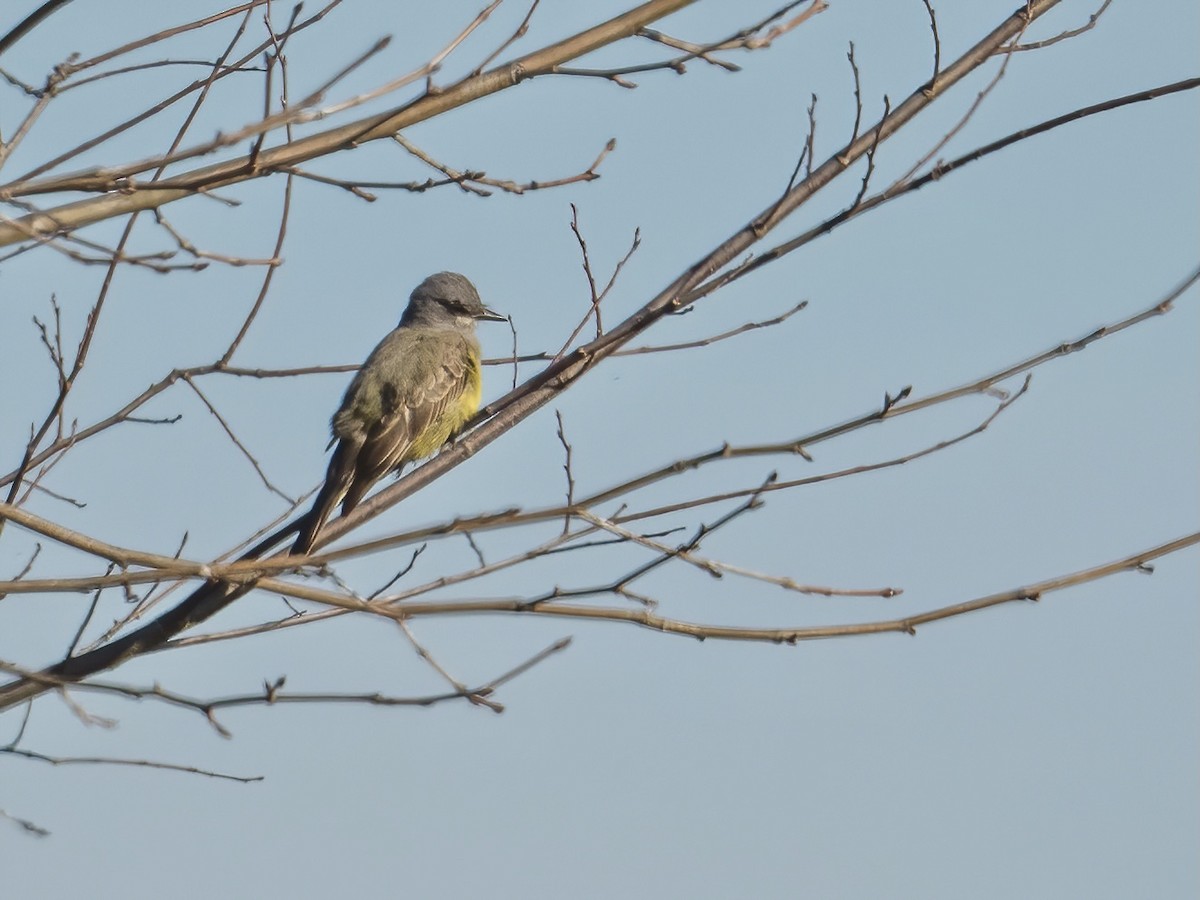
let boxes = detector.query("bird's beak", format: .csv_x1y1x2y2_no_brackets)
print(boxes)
477,306,507,322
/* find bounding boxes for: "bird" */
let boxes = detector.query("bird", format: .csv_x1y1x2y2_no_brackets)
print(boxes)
292,272,505,555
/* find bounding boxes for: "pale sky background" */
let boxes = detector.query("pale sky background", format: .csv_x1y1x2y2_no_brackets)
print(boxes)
1,2,1197,897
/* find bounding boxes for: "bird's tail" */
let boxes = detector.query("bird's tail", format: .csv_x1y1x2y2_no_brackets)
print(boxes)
292,442,356,556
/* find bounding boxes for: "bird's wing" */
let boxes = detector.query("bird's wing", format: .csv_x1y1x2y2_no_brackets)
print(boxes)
340,331,476,513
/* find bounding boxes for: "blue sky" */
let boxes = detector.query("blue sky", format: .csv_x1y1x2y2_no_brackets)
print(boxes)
1,2,1197,897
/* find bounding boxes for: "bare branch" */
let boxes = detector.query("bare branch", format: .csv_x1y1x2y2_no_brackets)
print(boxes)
471,0,544,76
181,375,294,501
0,0,76,59
0,806,50,838
617,301,807,355
395,619,503,713
556,1,825,86
1005,0,1113,52
555,209,641,358
921,0,942,92
1,745,263,783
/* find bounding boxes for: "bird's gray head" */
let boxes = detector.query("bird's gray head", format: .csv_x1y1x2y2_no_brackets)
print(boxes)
402,272,505,328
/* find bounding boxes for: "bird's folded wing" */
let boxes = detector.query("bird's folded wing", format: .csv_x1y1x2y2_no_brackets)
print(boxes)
342,335,474,511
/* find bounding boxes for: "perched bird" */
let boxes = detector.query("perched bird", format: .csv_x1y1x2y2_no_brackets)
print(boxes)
292,272,505,555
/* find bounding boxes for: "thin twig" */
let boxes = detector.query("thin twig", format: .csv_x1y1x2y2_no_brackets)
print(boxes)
555,410,575,533
182,375,294,501
1006,0,1112,52
471,0,543,75
1,746,262,782
921,0,941,92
